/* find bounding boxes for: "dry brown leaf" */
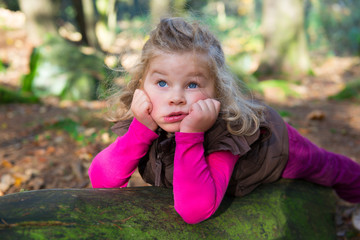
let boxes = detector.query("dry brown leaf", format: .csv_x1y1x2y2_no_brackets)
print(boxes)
22,156,32,163
13,176,23,188
34,149,46,156
38,157,47,163
306,110,326,121
1,160,13,168
298,128,310,135
46,146,56,155
28,177,44,190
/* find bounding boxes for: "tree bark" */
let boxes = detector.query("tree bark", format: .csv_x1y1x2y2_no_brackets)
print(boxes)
150,0,170,25
80,0,101,50
258,0,310,78
95,0,117,51
0,180,336,239
172,0,187,16
72,0,89,45
18,0,61,45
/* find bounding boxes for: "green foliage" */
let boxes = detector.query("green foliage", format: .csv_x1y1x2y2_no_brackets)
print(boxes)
47,118,96,145
0,180,336,239
0,85,39,104
21,48,41,93
46,117,114,145
252,79,300,98
197,13,263,87
20,36,107,101
0,59,8,73
278,110,292,118
306,0,360,55
329,79,360,100
0,0,20,11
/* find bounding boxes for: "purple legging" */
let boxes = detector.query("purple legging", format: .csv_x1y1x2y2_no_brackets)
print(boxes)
282,123,360,203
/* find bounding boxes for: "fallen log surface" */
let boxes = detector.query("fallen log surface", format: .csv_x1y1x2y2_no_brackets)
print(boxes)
0,179,336,240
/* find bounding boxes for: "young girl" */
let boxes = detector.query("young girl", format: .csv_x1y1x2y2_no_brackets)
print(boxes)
89,17,360,224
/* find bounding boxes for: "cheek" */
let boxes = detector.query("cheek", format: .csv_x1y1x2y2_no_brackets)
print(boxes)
147,94,162,112
191,92,211,103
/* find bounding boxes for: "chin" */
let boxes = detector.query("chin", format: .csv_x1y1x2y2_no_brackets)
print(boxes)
159,124,181,133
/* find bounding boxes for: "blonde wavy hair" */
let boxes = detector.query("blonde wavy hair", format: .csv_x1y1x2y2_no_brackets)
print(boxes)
106,17,265,136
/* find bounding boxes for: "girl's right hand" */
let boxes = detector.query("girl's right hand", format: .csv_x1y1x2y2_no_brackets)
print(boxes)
131,89,158,132
180,99,220,133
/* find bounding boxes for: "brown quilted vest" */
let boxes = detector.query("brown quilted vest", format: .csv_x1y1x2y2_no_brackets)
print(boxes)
111,105,289,197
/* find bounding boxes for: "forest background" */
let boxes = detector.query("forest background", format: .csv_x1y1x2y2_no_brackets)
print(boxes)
0,0,360,239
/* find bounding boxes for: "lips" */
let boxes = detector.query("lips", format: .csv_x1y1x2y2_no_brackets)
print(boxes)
164,112,188,123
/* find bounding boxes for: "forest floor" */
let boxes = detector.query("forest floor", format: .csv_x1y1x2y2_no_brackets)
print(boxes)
1,8,360,239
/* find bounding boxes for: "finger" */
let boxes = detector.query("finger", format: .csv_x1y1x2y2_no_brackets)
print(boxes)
196,99,210,112
134,90,151,109
132,89,144,105
204,98,217,113
211,99,221,113
204,99,219,114
190,101,201,114
146,100,153,114
134,89,148,101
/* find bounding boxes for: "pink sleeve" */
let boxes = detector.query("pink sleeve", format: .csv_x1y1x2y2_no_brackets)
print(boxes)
88,118,158,188
173,132,238,224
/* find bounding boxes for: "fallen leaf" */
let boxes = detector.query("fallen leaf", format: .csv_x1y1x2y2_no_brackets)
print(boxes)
298,128,310,135
13,176,23,188
101,132,110,143
71,161,84,181
352,206,360,231
46,146,56,155
34,149,46,156
0,174,14,192
1,160,13,168
38,157,47,163
84,128,96,136
25,168,40,178
28,177,44,190
21,156,33,163
307,110,326,121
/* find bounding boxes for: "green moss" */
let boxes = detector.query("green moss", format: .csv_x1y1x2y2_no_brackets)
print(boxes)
0,180,336,240
0,86,39,104
329,79,360,101
257,79,301,98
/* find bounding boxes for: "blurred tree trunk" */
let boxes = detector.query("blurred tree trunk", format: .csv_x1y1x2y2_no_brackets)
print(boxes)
173,0,187,16
73,0,116,51
150,0,170,24
0,180,336,239
72,0,89,46
257,0,310,78
79,0,101,50
18,0,61,45
150,0,188,25
95,0,117,51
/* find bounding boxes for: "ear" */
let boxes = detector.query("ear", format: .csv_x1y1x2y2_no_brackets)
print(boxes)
138,78,144,89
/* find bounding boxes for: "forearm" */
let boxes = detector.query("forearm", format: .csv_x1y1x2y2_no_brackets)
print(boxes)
88,118,158,188
173,132,238,224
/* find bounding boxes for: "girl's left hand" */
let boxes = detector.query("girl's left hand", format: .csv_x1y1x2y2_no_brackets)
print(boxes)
180,99,220,133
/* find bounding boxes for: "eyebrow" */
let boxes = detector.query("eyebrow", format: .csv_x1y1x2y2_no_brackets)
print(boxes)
150,70,167,77
186,72,207,78
150,70,207,78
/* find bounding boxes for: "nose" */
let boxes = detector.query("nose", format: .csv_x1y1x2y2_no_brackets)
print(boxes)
169,89,186,105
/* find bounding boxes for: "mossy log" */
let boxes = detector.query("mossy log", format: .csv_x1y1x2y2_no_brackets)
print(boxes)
0,179,336,240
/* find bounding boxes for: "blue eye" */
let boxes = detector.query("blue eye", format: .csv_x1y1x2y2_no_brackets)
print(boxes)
188,82,198,89
158,80,167,87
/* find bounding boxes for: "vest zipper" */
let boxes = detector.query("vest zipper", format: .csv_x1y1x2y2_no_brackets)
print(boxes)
155,153,163,187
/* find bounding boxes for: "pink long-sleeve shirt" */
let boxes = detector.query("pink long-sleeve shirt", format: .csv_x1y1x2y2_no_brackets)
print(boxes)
88,118,238,224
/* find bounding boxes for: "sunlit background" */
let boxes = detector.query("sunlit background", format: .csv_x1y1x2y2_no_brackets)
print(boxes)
0,1,360,237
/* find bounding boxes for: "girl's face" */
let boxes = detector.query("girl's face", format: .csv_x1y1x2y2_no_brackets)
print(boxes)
142,52,216,132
